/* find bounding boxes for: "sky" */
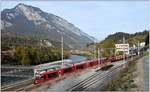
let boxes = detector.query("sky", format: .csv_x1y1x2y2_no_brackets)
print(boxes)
1,1,149,41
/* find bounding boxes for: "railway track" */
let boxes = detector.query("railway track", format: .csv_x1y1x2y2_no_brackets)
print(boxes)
1,73,67,91
66,61,127,91
1,79,33,91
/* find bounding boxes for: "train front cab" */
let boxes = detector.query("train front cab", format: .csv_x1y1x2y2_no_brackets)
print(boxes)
34,70,60,84
34,74,45,84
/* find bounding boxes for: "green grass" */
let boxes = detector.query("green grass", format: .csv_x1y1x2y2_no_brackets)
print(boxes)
143,51,149,56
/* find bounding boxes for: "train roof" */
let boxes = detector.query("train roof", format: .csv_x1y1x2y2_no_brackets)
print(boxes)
34,59,72,71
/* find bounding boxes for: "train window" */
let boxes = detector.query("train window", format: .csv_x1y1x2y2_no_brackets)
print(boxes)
47,72,58,79
77,65,84,69
63,67,73,73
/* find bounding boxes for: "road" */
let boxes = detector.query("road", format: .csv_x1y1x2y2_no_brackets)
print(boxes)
143,56,149,91
134,55,149,91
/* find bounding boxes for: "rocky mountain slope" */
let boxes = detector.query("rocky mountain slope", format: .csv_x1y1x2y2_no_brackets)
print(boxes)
1,3,95,49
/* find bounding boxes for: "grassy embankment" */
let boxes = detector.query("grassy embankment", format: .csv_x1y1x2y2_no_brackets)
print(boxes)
102,52,148,91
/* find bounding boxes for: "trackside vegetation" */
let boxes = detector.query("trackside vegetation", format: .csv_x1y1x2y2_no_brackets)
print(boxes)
101,55,145,91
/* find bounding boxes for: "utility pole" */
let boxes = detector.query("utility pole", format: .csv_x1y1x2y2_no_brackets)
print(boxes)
97,48,99,65
61,32,64,68
123,36,125,61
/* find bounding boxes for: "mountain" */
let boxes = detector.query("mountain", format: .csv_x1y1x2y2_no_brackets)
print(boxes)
1,3,95,49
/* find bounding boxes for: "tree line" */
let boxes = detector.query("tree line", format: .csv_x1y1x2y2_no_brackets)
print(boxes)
1,46,70,65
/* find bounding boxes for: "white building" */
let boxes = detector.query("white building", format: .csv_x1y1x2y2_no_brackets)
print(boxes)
115,44,129,55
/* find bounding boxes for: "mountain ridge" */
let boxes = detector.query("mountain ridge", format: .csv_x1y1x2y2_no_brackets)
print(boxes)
1,3,95,49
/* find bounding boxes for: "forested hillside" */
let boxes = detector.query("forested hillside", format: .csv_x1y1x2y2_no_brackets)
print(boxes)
87,30,149,57
1,30,70,51
1,3,96,65
104,30,148,44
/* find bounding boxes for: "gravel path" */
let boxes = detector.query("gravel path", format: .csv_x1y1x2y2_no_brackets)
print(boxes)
143,56,149,91
134,55,149,91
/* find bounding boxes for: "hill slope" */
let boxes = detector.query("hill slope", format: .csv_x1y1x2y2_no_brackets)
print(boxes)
1,3,95,49
102,30,149,45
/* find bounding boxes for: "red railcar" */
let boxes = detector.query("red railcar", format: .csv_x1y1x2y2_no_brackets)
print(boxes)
60,66,75,76
108,56,116,62
100,58,106,64
75,62,88,70
93,59,99,65
115,55,122,61
88,60,96,67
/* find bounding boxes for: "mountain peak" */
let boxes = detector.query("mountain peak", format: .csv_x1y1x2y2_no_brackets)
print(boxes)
14,3,31,13
15,3,29,10
13,3,46,22
16,3,27,7
15,3,41,12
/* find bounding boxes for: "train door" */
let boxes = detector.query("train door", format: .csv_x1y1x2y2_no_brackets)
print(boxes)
43,74,47,81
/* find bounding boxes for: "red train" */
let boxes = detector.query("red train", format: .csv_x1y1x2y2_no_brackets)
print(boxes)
33,55,127,84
